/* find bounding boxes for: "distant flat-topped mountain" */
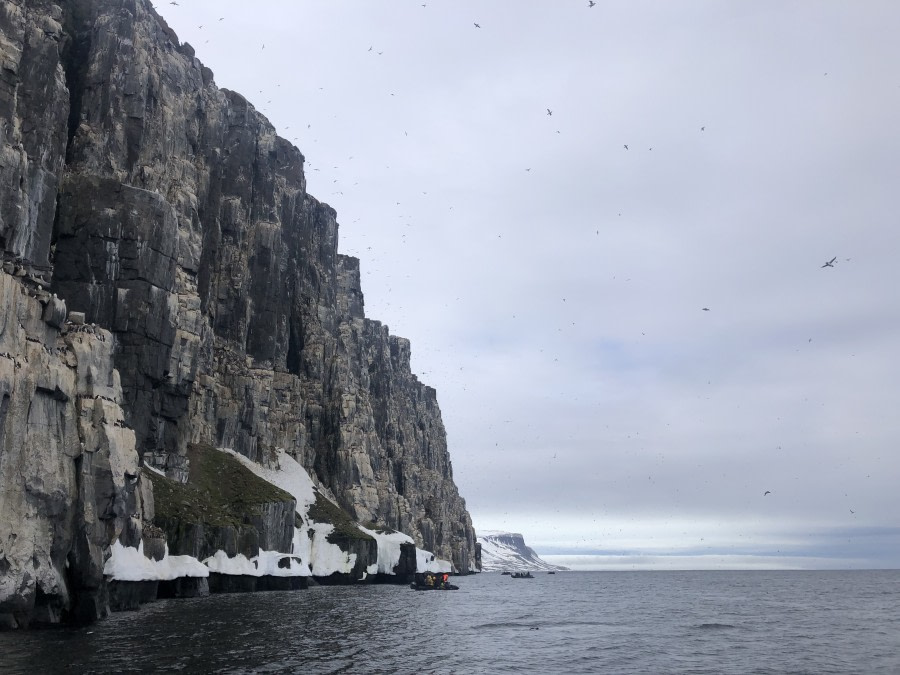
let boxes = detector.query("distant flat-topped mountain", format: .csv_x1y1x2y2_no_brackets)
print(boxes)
476,531,569,572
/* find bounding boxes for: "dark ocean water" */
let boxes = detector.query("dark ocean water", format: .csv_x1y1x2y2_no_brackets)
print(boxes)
1,570,898,674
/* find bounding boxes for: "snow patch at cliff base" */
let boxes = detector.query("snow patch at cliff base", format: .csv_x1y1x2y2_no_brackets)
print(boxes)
222,447,356,575
359,526,413,574
417,548,452,573
203,550,311,577
104,540,209,581
304,523,359,576
223,447,451,575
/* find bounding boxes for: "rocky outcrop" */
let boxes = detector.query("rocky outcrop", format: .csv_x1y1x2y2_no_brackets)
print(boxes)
147,443,297,562
333,256,476,572
0,273,153,627
0,0,475,626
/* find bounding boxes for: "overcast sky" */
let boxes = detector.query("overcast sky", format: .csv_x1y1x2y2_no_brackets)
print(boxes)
158,1,900,570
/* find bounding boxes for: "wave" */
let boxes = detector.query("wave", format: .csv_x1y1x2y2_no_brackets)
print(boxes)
472,621,540,630
694,622,737,630
472,619,617,630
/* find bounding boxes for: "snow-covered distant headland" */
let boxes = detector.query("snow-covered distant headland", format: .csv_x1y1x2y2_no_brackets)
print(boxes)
476,531,569,572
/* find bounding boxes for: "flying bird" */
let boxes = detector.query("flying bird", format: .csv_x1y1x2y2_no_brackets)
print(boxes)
589,0,596,6
623,144,628,150
702,307,710,311
474,22,481,28
821,256,836,268
764,491,771,496
169,1,178,4
546,108,552,116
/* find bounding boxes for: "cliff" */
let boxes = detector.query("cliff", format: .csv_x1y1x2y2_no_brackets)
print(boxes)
0,273,152,625
0,0,475,627
476,531,568,572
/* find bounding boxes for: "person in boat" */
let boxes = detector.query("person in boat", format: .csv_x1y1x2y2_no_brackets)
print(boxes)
441,573,449,588
425,573,434,587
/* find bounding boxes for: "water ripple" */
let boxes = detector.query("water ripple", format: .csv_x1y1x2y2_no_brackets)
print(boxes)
0,571,898,674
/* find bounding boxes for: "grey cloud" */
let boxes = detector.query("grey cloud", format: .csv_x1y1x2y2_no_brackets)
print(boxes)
161,0,900,568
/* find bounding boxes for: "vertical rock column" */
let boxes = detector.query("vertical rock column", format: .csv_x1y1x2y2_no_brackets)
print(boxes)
0,273,152,627
53,177,184,479
0,0,69,269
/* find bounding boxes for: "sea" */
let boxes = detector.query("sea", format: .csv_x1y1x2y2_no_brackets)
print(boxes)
1,570,898,674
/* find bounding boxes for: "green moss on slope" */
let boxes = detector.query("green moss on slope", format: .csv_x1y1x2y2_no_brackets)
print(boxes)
308,492,374,544
146,443,295,528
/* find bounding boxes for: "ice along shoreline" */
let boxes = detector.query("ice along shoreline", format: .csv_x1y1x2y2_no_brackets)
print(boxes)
96,445,462,618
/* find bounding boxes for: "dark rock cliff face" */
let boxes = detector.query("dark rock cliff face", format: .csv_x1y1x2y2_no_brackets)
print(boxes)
0,0,475,626
333,257,476,570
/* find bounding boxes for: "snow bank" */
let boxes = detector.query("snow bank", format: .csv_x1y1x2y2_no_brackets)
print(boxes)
416,548,453,574
477,529,521,538
220,447,452,577
221,448,359,577
305,523,358,576
357,526,452,574
203,550,311,577
104,540,209,581
221,447,316,510
359,526,413,574
143,464,166,478
254,550,309,577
